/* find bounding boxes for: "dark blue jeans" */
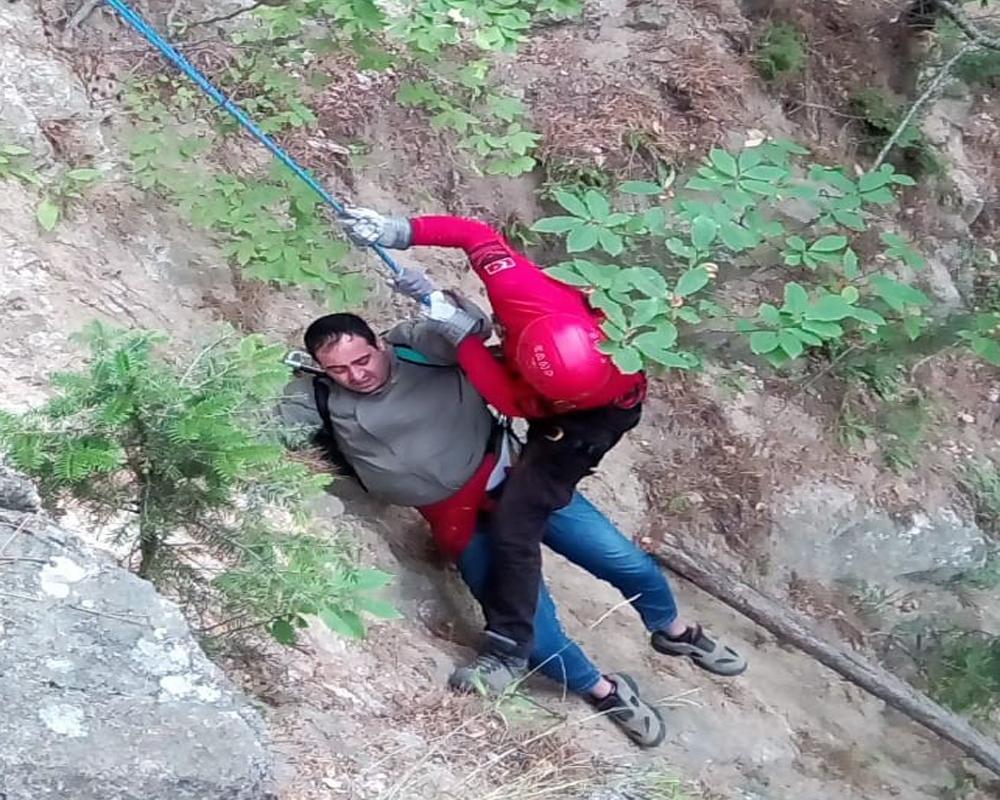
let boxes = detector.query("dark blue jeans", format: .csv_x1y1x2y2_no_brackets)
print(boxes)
457,491,678,695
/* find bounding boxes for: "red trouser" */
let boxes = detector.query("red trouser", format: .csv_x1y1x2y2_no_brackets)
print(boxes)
417,453,498,561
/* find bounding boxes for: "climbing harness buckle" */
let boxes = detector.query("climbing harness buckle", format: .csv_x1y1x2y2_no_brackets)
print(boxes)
284,350,324,376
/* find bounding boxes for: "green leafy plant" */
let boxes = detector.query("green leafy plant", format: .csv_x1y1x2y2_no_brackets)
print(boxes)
959,458,1000,536
128,124,363,308
528,140,964,373
953,550,1000,590
540,160,612,200
850,87,940,173
921,629,1000,718
753,22,807,82
397,71,542,176
36,167,104,232
877,393,929,473
0,323,394,643
0,143,41,186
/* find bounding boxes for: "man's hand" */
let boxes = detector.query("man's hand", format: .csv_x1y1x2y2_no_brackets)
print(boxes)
393,265,436,300
421,290,481,346
339,205,412,249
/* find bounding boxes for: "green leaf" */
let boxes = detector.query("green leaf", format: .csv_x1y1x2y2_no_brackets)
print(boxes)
633,324,679,358
554,190,588,218
720,223,756,252
597,227,624,256
233,238,257,266
778,330,804,358
738,148,764,171
789,327,822,346
842,248,861,279
646,349,697,368
800,319,843,339
783,282,809,315
531,216,582,234
666,238,693,258
809,234,848,253
786,236,807,251
354,596,403,619
848,306,887,327
1,144,31,156
691,216,718,250
971,336,1000,365
36,198,59,231
353,568,394,590
545,264,591,287
610,345,643,374
584,189,610,221
759,303,782,326
591,289,628,328
870,276,930,311
566,224,600,253
619,180,663,195
805,295,856,321
270,618,297,645
66,168,101,182
841,286,859,304
903,315,926,341
750,331,780,354
675,267,710,297
630,298,663,326
641,206,667,233
832,209,866,231
686,176,725,192
628,267,668,298
575,260,619,289
858,170,893,193
891,173,917,186
709,148,738,177
740,165,787,182
861,186,896,205
601,319,626,341
676,306,701,324
321,606,366,639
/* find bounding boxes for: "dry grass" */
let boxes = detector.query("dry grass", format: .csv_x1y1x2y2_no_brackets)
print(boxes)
337,689,604,800
643,376,770,551
536,39,751,173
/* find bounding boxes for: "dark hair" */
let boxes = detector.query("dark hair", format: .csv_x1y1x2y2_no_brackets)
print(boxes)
304,313,377,357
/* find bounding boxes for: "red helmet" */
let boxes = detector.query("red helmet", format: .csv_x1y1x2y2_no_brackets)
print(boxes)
514,314,617,403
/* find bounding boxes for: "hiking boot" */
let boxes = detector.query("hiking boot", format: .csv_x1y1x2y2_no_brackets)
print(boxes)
593,672,665,748
449,631,528,695
651,624,747,676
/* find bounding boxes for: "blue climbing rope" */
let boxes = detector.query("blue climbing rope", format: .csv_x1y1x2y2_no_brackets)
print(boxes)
101,0,405,279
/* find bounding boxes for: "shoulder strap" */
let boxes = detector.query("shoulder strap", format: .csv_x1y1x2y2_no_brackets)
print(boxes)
312,376,334,434
391,343,454,368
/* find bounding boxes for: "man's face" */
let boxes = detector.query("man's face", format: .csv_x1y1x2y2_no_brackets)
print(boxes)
316,334,391,394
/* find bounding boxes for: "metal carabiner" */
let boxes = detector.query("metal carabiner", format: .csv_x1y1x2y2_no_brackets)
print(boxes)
283,349,324,376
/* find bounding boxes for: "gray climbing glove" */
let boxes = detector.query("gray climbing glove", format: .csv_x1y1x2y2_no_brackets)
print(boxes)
392,265,436,300
340,205,412,249
421,290,481,346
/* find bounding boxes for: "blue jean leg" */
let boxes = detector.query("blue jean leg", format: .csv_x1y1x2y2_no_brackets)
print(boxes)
457,529,602,695
543,492,678,632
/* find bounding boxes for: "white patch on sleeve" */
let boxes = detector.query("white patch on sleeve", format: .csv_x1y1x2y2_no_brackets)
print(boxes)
482,256,516,276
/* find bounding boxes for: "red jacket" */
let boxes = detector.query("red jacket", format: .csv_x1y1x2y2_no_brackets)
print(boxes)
409,216,645,418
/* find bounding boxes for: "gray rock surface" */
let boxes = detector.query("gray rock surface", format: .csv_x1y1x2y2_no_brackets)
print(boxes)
0,4,105,159
770,481,987,585
0,472,275,800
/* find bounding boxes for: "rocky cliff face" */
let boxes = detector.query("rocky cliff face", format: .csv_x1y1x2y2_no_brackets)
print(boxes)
0,467,275,800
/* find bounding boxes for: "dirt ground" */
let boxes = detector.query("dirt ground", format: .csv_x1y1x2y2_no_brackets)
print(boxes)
3,0,1000,798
